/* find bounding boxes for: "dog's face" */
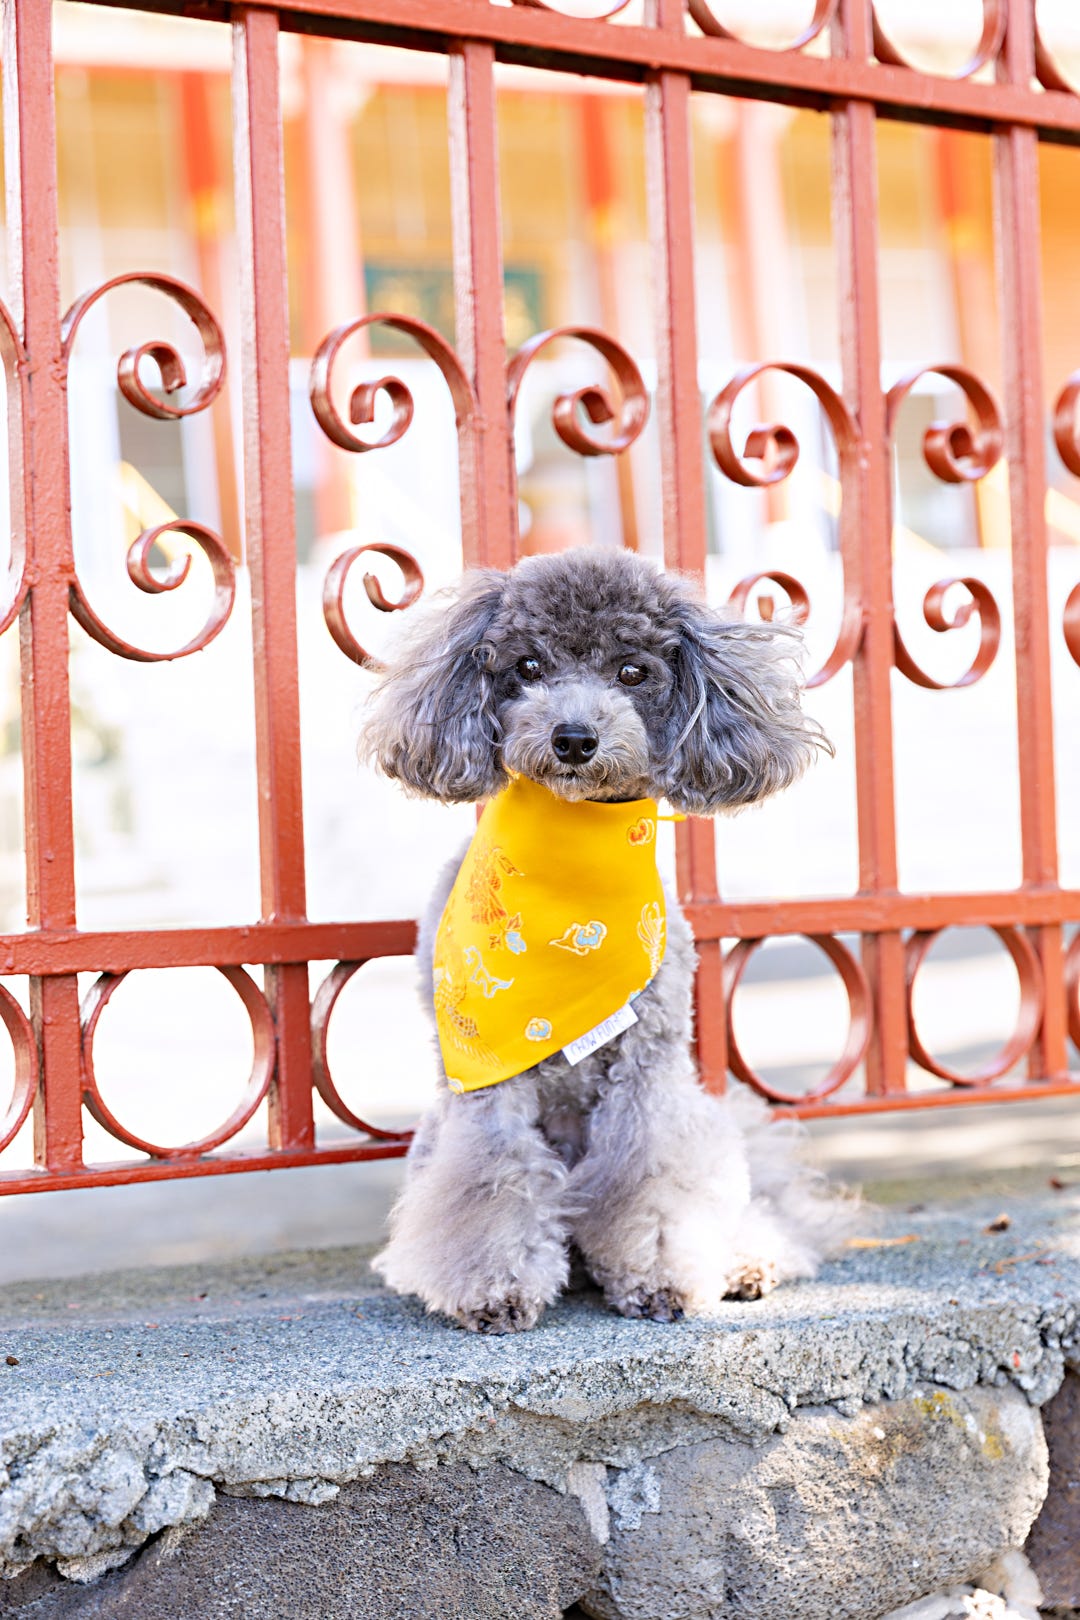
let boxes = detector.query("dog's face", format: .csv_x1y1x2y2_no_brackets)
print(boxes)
363,548,828,814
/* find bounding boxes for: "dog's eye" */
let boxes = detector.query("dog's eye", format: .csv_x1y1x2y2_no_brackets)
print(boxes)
516,655,543,683
617,662,646,687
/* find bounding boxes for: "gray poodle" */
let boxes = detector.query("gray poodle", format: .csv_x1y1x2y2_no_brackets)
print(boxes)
362,546,845,1334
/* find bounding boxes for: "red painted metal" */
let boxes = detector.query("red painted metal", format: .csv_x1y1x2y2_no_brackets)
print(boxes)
708,361,864,687
644,7,728,1093
832,0,908,1102
884,364,1004,691
506,326,649,458
872,0,1006,81
725,933,872,1105
81,966,276,1158
234,8,317,1155
5,0,85,1178
448,39,515,569
0,0,1078,1199
996,0,1071,1085
321,544,426,671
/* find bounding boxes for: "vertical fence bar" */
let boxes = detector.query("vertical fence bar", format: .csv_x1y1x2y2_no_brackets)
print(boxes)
994,0,1068,1078
645,2,727,1090
831,0,907,1094
233,9,315,1149
448,39,515,572
4,0,84,1170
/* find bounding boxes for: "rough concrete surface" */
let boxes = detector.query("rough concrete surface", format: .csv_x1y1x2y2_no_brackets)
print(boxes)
581,1385,1046,1620
0,1463,600,1620
1025,1368,1080,1609
0,1177,1079,1615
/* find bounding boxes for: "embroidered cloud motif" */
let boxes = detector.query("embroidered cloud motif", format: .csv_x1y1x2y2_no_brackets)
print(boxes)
549,920,607,956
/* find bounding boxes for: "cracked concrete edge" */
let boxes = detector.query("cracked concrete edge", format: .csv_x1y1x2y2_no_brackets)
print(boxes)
1,1297,1077,1583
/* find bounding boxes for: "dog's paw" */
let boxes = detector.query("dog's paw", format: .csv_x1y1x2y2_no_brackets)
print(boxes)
724,1258,779,1301
614,1285,687,1323
456,1294,542,1335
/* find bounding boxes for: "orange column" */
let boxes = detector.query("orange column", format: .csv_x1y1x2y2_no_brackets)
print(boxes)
178,71,242,559
725,100,796,527
578,93,641,553
296,39,367,545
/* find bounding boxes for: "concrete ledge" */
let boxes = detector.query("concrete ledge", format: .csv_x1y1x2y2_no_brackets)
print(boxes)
1,1177,1079,1618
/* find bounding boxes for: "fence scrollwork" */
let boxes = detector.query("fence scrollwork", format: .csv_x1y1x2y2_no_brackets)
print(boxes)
885,365,1004,690
706,362,864,686
322,544,425,669
507,326,649,458
61,274,235,661
1051,374,1080,668
309,313,473,666
309,312,475,453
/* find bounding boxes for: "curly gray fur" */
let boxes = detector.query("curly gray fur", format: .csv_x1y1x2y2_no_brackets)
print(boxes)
361,547,849,1333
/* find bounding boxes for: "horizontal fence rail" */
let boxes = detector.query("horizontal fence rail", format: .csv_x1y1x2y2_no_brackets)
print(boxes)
1,0,1079,1194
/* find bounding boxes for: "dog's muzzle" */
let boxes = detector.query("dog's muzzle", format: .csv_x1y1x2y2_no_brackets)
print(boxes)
551,723,599,766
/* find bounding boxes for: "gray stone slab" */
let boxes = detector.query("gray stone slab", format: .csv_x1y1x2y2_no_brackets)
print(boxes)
0,1464,600,1620
581,1385,1046,1620
1025,1367,1080,1609
0,1180,1078,1592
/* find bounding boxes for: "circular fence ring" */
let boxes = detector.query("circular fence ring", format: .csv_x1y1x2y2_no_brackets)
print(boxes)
80,966,276,1159
311,961,415,1142
1035,16,1080,96
511,0,634,17
0,985,38,1155
724,933,871,1105
688,0,836,51
871,0,1006,80
1063,931,1080,1053
905,925,1044,1086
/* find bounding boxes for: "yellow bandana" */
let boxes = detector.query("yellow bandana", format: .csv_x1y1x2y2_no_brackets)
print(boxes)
433,775,666,1092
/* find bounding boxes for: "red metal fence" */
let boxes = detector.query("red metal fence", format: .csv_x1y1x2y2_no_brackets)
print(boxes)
0,0,1079,1196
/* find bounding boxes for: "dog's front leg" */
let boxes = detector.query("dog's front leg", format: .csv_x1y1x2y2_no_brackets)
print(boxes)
373,1075,571,1334
569,1030,756,1322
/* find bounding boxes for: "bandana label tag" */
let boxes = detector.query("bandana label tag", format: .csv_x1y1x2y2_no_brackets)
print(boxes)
562,1000,639,1067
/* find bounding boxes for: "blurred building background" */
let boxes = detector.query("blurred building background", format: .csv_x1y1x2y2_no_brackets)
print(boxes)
2,0,1080,1245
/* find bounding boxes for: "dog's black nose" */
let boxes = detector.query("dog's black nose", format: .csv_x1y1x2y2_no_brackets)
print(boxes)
551,723,599,765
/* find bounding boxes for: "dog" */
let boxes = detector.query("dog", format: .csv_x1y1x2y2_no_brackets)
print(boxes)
362,546,846,1334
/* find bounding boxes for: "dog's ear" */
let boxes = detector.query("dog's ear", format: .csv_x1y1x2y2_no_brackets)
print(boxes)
658,589,830,815
360,569,508,802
